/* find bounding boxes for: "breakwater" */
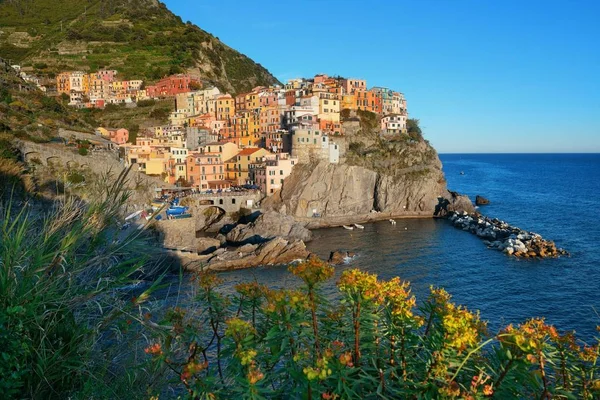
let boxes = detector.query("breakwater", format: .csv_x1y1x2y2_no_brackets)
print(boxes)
448,212,569,258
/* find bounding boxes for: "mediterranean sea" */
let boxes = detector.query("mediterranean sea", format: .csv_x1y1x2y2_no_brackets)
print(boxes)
174,154,600,341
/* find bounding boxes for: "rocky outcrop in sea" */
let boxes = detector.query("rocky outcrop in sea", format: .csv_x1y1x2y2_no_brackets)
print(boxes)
448,212,568,258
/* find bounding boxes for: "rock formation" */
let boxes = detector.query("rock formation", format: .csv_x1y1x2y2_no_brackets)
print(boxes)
263,114,474,224
448,212,568,258
476,195,490,206
328,250,357,265
226,211,312,244
186,237,311,272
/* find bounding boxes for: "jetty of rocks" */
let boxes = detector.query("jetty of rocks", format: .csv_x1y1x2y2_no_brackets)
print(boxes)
448,212,569,258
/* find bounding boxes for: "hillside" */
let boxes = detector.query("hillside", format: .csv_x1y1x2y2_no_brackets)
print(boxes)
0,0,279,94
0,57,93,142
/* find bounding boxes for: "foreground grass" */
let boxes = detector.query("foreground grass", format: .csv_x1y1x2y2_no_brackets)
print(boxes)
0,169,162,398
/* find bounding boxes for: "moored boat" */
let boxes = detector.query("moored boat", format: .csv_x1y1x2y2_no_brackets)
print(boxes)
354,223,365,229
343,225,354,230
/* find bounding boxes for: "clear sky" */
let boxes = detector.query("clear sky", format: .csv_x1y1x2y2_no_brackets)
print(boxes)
163,0,600,153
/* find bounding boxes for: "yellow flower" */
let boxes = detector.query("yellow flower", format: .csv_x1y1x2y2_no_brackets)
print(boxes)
378,277,417,321
225,318,255,344
338,269,381,300
235,281,268,300
441,303,484,353
483,384,494,396
289,258,334,287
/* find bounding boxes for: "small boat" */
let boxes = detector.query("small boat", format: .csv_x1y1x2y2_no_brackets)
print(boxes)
460,171,465,175
354,223,364,229
166,206,189,216
173,213,192,219
389,219,397,225
343,225,354,230
125,210,143,221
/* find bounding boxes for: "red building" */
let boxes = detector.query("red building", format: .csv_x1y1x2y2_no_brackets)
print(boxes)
146,74,200,98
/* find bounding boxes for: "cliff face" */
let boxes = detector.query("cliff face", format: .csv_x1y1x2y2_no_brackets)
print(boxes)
264,113,473,222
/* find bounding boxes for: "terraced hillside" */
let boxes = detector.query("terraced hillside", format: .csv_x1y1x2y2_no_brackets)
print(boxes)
0,0,279,93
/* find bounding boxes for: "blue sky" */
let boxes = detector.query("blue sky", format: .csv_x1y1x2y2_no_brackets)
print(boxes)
164,0,600,153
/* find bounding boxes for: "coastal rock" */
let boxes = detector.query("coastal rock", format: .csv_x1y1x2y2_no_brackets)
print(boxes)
448,211,568,259
328,250,356,265
435,191,476,217
475,195,490,206
263,160,464,220
226,211,312,244
263,162,379,218
201,237,311,272
196,237,221,254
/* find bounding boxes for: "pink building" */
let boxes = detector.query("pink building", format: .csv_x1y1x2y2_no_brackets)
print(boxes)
252,153,297,195
97,70,118,82
340,78,367,94
101,128,129,145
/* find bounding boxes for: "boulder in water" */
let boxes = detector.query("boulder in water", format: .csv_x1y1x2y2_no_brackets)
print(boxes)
475,195,490,206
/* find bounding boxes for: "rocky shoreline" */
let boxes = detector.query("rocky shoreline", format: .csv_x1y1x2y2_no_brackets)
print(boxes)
448,212,569,258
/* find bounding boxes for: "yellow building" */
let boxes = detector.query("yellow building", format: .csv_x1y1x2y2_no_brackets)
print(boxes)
225,147,271,185
318,95,341,122
202,141,239,162
145,151,170,178
216,94,235,121
341,93,356,111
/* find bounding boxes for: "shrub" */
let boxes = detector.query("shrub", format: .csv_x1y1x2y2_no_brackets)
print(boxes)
143,261,600,399
136,99,156,107
0,169,158,398
67,171,86,184
78,147,88,156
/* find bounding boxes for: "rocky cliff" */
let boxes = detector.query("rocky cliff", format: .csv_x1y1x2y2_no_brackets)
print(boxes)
263,113,473,224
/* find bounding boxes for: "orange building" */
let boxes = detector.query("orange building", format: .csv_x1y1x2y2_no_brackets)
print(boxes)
186,152,225,190
56,72,71,95
367,90,383,114
319,120,343,135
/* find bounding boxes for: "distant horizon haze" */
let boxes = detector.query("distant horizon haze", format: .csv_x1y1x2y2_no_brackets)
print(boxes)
164,0,600,153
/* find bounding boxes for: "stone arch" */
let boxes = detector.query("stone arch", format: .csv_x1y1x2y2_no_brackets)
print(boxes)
199,199,215,206
198,206,227,235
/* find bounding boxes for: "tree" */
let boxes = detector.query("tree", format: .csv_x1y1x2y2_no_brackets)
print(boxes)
407,118,423,141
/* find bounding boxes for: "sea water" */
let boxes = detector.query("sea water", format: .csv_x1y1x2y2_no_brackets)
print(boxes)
179,154,600,341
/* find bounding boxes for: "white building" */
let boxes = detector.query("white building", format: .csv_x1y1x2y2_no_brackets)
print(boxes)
291,128,339,164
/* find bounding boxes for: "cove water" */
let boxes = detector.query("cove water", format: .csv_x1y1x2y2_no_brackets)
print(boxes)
183,154,600,341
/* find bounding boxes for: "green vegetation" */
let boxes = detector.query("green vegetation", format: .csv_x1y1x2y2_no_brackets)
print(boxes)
0,169,163,398
407,118,424,141
0,0,279,93
139,260,600,399
345,114,438,180
0,61,94,141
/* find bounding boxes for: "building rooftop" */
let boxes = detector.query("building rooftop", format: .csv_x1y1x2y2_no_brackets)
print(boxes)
237,147,262,156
